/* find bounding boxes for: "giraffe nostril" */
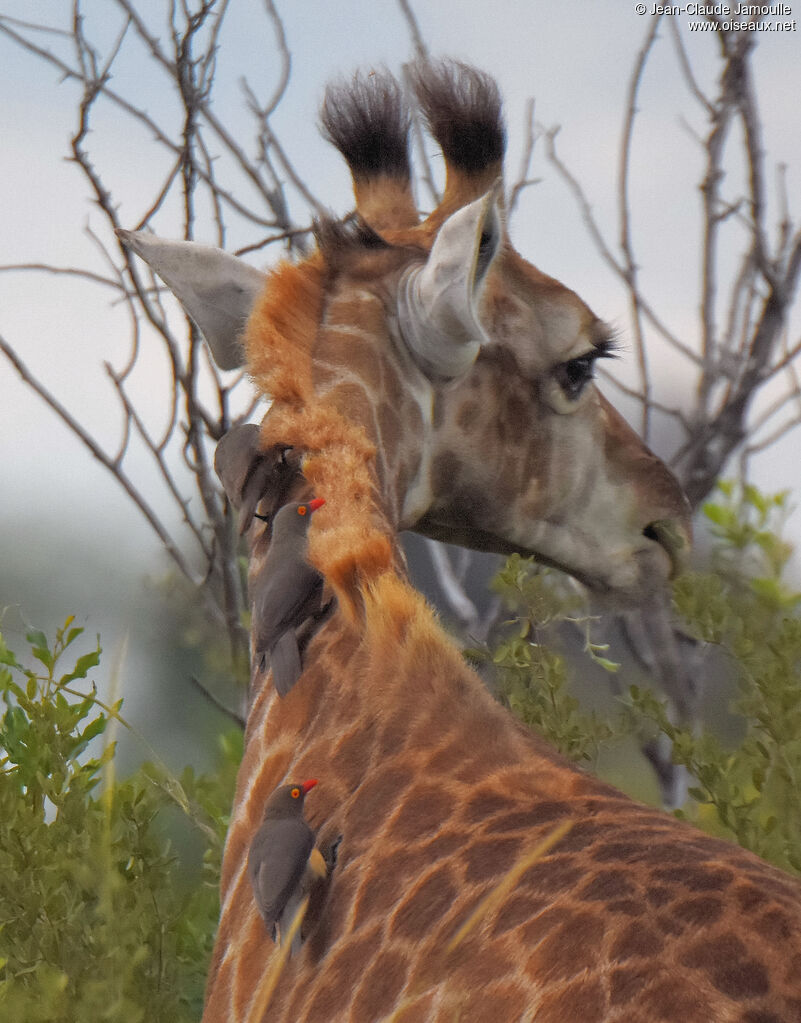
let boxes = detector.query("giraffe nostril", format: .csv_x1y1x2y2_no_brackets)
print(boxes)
643,518,691,578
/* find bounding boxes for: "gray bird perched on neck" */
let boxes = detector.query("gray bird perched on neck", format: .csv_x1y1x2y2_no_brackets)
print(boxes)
253,497,326,697
248,778,326,955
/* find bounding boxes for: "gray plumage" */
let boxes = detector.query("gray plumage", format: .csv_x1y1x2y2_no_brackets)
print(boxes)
213,424,300,535
248,780,318,952
253,499,325,697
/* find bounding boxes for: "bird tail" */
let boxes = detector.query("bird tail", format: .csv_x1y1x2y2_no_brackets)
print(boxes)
270,630,303,697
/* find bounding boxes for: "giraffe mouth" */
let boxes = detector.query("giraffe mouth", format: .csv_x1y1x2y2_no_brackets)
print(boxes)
413,514,678,605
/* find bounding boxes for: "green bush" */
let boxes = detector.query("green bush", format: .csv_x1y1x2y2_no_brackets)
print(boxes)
0,618,240,1022
488,483,801,876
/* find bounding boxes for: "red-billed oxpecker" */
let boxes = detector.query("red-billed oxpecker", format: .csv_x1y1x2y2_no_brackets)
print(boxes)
248,779,326,954
253,498,325,697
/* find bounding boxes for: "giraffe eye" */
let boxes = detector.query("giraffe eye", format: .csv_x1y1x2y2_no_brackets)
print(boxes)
291,787,301,798
554,354,596,400
553,338,618,403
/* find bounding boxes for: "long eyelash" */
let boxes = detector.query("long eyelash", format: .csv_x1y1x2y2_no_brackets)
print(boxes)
592,334,621,361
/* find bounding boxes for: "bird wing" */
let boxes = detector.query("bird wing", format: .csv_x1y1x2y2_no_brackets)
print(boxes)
247,818,314,927
270,629,303,698
252,557,323,653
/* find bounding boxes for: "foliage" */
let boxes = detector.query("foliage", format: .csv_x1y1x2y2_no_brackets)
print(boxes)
489,484,801,876
631,483,801,874
0,618,240,1022
486,558,619,767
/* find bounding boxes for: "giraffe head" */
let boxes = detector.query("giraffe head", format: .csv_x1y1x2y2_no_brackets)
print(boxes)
120,60,690,606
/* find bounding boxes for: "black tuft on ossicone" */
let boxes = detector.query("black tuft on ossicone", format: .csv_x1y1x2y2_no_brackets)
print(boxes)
409,59,506,174
320,69,411,181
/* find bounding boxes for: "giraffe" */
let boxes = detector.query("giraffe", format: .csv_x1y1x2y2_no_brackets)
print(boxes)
123,62,801,1023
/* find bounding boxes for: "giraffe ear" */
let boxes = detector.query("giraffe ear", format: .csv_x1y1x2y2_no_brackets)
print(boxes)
117,231,265,370
397,187,501,380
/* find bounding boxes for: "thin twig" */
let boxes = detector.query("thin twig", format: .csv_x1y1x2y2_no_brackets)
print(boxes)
618,19,660,439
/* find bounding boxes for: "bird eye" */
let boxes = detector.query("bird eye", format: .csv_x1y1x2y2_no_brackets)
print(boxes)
297,506,307,516
291,787,300,798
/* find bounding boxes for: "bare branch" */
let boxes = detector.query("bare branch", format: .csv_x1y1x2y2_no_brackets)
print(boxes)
507,98,539,219
0,332,199,584
618,19,660,439
396,0,429,62
544,127,702,367
0,264,122,290
668,19,714,114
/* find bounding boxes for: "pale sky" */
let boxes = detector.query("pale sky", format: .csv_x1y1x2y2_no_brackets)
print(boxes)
1,1,800,762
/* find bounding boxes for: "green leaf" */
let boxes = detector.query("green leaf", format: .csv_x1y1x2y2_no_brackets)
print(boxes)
57,649,102,688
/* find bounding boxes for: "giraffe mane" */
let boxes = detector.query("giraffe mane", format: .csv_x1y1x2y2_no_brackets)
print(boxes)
245,256,399,621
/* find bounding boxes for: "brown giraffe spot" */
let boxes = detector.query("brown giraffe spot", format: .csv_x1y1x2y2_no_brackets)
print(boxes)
784,953,801,986
456,400,481,432
490,893,548,936
547,818,605,853
591,840,644,863
431,451,461,491
578,868,636,902
389,864,458,941
316,867,359,942
330,722,376,789
639,975,714,1019
351,948,410,1020
609,963,652,1006
534,976,606,1023
387,783,456,844
525,908,605,983
645,885,672,908
651,863,735,892
324,381,377,440
680,933,770,1000
653,911,687,938
462,787,517,824
376,706,415,759
345,763,413,841
519,905,573,950
323,332,383,391
447,944,515,990
519,853,586,894
742,869,797,901
610,920,664,960
418,829,466,862
455,757,497,785
351,866,405,929
735,882,770,913
462,835,523,884
425,743,463,774
636,839,699,865
740,1013,785,1023
452,982,529,1022
498,392,527,439
755,907,795,945
672,895,725,927
607,898,644,917
302,925,384,1023
484,806,570,834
